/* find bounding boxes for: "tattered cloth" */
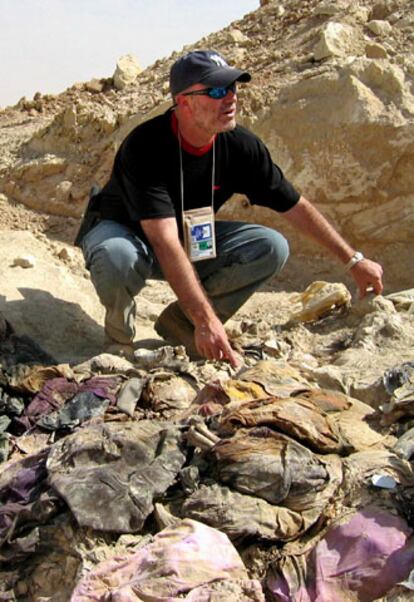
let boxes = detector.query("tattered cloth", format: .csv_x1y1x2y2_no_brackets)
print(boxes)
47,420,186,532
71,518,265,601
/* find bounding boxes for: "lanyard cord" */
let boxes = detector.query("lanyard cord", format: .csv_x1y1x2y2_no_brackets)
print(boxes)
178,130,215,216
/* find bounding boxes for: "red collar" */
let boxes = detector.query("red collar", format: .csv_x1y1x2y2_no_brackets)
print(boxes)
171,112,215,156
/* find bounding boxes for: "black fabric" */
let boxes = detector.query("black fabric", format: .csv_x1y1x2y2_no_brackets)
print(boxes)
36,391,110,431
74,185,102,247
97,109,300,244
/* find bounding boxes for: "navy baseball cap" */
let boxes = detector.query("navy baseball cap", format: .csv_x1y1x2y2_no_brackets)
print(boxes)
170,50,251,96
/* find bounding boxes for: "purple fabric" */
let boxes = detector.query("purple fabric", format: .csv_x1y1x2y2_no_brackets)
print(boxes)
267,507,414,602
77,376,119,405
16,376,120,431
0,448,49,541
18,378,78,430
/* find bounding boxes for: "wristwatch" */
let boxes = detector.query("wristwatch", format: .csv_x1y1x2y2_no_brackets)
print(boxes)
344,251,364,272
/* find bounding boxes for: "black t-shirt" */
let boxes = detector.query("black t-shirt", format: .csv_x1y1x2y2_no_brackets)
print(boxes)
98,109,300,241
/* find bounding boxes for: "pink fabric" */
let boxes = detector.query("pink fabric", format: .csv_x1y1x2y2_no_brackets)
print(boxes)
71,519,263,601
267,507,414,602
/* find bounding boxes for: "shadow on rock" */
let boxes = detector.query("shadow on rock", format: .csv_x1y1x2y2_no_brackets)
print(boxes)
0,289,104,364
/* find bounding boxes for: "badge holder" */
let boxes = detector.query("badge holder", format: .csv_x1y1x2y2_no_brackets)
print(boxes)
183,206,216,262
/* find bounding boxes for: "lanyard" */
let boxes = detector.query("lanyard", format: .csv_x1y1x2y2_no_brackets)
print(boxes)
178,130,217,261
178,130,216,215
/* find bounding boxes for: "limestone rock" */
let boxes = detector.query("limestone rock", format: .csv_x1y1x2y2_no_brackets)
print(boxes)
11,254,36,268
345,195,414,243
55,180,73,201
85,78,104,94
365,42,388,58
369,2,394,21
113,54,142,90
367,20,393,36
226,47,248,66
406,60,414,77
344,58,408,103
2,102,118,217
57,246,75,262
352,6,370,23
314,2,342,17
0,231,105,362
314,22,361,61
227,29,250,45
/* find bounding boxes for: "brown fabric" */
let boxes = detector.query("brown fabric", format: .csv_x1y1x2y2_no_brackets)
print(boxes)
211,427,329,505
219,389,384,454
239,360,311,397
182,483,305,542
182,428,342,542
343,449,414,493
219,395,344,453
182,445,341,543
9,364,75,394
142,372,198,416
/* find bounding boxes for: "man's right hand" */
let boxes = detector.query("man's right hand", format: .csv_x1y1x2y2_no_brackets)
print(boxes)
141,216,240,368
194,315,240,368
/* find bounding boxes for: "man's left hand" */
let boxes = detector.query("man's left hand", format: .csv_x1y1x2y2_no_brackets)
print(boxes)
350,258,384,298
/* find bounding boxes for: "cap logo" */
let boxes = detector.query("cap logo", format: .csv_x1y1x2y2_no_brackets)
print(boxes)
209,54,228,68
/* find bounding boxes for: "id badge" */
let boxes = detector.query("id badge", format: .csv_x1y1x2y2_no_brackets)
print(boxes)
182,206,216,262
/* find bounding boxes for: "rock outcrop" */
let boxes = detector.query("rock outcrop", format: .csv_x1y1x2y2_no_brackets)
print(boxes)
0,0,413,290
113,53,143,90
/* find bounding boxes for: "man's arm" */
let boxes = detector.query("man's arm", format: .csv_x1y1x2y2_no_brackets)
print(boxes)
283,196,384,297
141,216,238,366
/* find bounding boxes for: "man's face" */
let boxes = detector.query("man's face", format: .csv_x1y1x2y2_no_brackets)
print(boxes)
180,83,237,136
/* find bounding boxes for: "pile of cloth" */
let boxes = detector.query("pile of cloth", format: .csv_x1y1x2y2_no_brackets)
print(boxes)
1,309,414,601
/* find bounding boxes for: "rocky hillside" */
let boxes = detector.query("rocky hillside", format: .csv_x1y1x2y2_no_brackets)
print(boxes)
0,0,413,290
1,2,414,600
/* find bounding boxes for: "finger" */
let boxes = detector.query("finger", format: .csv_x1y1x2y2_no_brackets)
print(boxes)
220,342,240,368
372,279,384,295
228,352,241,369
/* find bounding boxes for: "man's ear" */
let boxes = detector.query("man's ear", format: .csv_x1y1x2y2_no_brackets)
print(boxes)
176,94,193,110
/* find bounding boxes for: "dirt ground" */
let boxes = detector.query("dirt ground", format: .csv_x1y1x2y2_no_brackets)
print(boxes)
0,192,361,362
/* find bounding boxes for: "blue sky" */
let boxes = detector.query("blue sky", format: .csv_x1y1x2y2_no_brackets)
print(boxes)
0,0,258,108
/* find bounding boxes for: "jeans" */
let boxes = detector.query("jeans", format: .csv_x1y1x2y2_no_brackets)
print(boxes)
82,219,289,344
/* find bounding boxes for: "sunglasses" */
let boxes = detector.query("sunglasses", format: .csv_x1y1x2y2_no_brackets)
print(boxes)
181,83,237,100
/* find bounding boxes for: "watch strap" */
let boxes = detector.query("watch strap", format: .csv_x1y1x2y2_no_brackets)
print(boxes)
344,251,364,271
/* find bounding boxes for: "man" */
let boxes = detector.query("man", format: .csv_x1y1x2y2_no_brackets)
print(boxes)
80,50,383,366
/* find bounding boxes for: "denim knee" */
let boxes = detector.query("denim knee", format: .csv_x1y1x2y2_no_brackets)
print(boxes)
211,222,289,277
88,239,149,307
257,227,290,277
229,224,289,278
